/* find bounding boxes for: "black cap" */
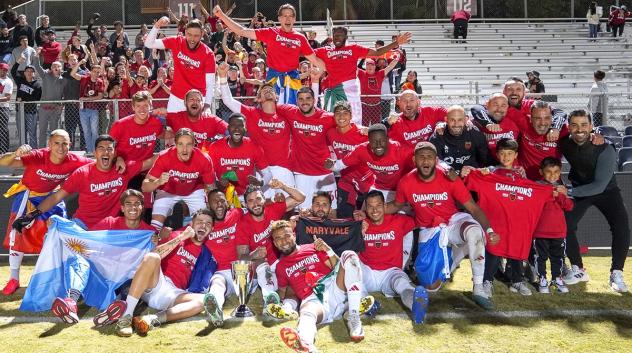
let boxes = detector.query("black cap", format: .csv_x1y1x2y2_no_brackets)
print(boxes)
44,28,55,34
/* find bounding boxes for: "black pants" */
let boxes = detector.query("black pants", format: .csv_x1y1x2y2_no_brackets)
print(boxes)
336,186,366,219
64,102,85,150
0,107,9,153
483,251,523,284
612,23,625,37
565,187,630,271
532,238,565,279
453,19,468,39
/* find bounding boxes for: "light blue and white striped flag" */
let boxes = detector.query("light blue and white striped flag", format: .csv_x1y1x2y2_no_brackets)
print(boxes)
20,216,154,312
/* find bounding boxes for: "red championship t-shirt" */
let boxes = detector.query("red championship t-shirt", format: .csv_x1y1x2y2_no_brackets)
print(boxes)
360,214,415,270
208,137,268,195
109,115,163,162
90,216,155,231
160,229,204,289
20,149,92,193
62,161,143,228
465,170,553,260
279,106,336,175
147,147,215,196
395,169,472,228
326,124,374,194
315,44,370,87
79,75,105,110
166,111,227,151
236,201,286,265
255,27,314,73
476,112,521,158
389,107,448,150
204,208,244,271
148,79,172,100
162,36,216,99
276,243,332,300
358,69,386,104
240,105,292,169
518,125,567,180
342,140,413,191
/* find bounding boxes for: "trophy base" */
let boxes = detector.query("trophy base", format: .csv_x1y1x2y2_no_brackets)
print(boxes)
231,304,255,318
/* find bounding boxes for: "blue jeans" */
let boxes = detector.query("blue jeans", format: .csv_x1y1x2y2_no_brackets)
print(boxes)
0,53,10,64
589,24,598,39
24,112,38,148
80,108,99,152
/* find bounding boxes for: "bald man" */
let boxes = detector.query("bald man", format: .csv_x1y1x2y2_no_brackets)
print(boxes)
387,90,447,150
428,105,489,173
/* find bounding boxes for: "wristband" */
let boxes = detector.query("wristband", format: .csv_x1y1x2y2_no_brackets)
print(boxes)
326,249,336,258
486,227,494,234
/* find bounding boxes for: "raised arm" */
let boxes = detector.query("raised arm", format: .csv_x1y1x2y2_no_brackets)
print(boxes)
144,16,168,50
153,226,194,258
212,5,256,40
0,144,31,168
217,61,244,113
367,32,412,57
383,57,399,76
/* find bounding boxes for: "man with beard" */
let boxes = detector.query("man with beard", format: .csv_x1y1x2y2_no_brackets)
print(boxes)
102,209,214,336
237,181,305,317
360,190,426,323
144,18,216,112
208,113,272,201
165,89,228,152
50,189,156,325
325,123,413,202
471,93,521,159
561,110,630,292
14,134,154,230
272,220,368,352
218,63,296,197
429,105,489,173
387,90,447,150
314,26,411,124
387,142,500,310
202,189,245,327
142,128,215,232
0,130,92,295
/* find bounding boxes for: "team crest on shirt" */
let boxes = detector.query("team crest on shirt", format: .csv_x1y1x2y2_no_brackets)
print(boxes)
375,241,383,248
509,191,517,201
427,200,435,208
465,141,472,150
535,143,542,150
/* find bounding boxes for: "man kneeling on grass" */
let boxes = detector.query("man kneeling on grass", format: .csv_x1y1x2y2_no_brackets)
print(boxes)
95,209,214,336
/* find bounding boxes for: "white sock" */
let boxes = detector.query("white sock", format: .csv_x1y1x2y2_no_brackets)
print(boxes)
256,263,277,298
341,251,362,315
464,225,486,285
124,295,139,317
297,310,318,346
400,288,414,310
156,310,167,324
390,274,414,310
209,280,227,310
9,251,24,280
282,298,298,312
150,220,163,232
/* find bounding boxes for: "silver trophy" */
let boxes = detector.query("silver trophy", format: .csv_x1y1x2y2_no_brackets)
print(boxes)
231,260,254,317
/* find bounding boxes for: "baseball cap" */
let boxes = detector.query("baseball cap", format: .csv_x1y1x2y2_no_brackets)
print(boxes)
248,51,257,57
228,65,239,71
365,58,376,65
414,141,437,154
255,58,265,64
44,28,55,35
0,63,8,70
24,65,36,71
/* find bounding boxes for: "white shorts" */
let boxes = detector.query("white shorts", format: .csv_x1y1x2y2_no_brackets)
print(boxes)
210,269,237,297
302,272,347,324
264,166,296,198
153,189,207,217
142,270,186,311
167,95,186,113
294,172,337,209
419,212,479,272
360,262,405,297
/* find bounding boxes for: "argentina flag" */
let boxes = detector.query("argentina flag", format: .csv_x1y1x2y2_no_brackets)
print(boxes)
20,216,154,312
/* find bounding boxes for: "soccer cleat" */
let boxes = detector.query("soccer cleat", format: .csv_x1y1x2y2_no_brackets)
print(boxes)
280,327,317,353
472,282,494,310
133,314,160,334
563,265,590,285
509,281,533,296
264,303,299,321
2,278,19,296
538,277,550,294
263,292,282,320
482,280,494,298
363,298,381,318
346,312,365,342
51,297,79,324
358,295,376,316
610,270,629,293
93,299,127,327
116,314,133,337
203,292,224,327
554,277,569,294
411,286,429,323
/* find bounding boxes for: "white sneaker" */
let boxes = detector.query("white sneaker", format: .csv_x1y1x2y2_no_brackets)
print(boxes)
509,281,532,296
346,313,364,342
482,280,494,298
538,277,550,294
554,277,569,294
563,265,590,285
610,270,629,293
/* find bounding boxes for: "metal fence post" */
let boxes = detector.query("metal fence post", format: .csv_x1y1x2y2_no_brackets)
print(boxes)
18,102,25,146
571,0,575,19
80,0,84,26
122,0,126,24
481,0,485,19
475,82,480,104
255,0,258,16
343,0,347,23
524,0,528,19
299,0,302,23
390,0,393,21
434,0,438,20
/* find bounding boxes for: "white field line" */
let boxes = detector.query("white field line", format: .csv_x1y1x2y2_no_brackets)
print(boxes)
2,309,632,324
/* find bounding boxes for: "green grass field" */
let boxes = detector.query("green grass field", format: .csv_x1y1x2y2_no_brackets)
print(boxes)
1,256,632,353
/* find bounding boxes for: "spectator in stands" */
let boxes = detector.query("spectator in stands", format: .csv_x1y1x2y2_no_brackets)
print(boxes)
11,63,41,148
129,49,150,76
1,6,18,30
609,5,631,38
197,2,235,33
33,50,64,148
387,35,406,94
62,54,87,150
10,36,36,73
148,66,172,110
357,58,398,126
63,34,89,71
0,24,11,64
110,21,129,64
11,14,34,48
588,70,608,126
451,8,471,43
399,70,422,94
38,29,61,70
72,63,105,154
307,31,320,49
587,2,601,41
0,62,12,153
135,23,149,58
561,110,630,293
34,15,53,47
525,70,545,94
167,8,189,35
